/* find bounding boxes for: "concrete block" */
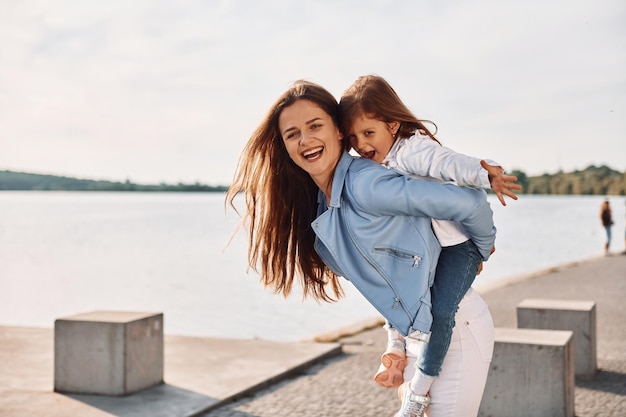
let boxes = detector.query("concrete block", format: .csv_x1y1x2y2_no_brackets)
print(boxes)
517,298,597,379
54,311,163,396
479,328,575,417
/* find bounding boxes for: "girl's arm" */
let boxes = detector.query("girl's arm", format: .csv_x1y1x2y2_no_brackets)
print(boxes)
393,136,521,205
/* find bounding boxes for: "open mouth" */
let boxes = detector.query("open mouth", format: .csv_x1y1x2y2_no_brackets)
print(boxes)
303,146,323,160
362,150,375,159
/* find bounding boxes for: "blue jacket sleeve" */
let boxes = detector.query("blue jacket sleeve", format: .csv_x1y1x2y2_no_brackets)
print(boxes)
348,163,496,260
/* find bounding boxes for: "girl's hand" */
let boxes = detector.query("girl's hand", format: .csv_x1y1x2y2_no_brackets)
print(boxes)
480,160,522,206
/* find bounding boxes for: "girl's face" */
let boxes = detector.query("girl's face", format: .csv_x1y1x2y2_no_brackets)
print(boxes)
278,99,343,188
347,113,399,164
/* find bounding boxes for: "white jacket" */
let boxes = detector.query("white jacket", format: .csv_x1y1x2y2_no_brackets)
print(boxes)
383,134,499,247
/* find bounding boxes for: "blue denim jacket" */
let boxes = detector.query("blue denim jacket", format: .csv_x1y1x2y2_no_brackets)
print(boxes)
313,152,496,336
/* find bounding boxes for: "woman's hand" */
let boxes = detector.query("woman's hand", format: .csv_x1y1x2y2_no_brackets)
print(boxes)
476,246,496,275
480,160,522,206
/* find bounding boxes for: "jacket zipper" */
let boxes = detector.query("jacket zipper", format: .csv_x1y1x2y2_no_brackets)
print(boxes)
374,247,422,268
343,218,415,324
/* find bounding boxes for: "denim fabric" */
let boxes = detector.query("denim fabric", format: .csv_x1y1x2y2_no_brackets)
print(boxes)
604,225,612,244
418,240,483,377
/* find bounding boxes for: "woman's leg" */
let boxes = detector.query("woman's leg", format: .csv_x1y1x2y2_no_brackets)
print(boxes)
414,288,494,417
604,225,612,253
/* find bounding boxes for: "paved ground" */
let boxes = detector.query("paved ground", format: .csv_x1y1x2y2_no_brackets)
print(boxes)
0,326,342,417
198,253,626,417
1,253,624,417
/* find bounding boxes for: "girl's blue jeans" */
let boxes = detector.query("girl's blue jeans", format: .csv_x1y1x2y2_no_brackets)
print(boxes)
418,239,483,377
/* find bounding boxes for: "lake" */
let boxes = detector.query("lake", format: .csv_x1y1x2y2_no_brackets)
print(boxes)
0,192,624,341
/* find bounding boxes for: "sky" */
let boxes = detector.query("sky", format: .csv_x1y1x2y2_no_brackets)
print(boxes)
1,0,625,186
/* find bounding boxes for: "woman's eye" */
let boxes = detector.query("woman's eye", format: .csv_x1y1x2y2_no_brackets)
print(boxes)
285,131,299,140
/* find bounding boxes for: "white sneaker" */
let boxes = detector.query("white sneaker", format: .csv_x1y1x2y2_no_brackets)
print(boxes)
395,382,430,417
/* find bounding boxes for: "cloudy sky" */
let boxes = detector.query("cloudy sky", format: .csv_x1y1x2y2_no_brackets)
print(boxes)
1,0,625,186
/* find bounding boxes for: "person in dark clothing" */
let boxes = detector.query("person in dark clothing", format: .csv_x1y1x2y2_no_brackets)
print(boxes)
600,199,613,255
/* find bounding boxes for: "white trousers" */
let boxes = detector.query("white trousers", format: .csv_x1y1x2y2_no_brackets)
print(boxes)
403,287,494,417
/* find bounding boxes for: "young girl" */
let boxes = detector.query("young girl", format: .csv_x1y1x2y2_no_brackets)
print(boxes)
339,75,521,415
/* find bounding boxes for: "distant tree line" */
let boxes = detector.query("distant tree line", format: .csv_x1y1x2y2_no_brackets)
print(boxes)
509,165,625,196
0,171,228,192
1,165,624,195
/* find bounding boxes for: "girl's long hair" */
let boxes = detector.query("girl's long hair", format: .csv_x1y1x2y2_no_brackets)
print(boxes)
339,74,441,144
226,80,344,302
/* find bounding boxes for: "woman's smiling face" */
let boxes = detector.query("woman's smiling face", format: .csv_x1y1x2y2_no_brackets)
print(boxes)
279,99,343,188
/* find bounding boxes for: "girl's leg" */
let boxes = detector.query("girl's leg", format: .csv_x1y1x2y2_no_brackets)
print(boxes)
425,289,494,417
414,240,482,389
396,242,481,417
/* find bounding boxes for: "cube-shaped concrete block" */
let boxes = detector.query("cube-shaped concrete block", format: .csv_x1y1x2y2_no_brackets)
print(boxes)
517,298,597,379
479,328,575,417
54,311,163,396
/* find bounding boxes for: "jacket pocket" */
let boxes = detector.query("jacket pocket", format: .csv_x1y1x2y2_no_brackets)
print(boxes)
373,246,423,268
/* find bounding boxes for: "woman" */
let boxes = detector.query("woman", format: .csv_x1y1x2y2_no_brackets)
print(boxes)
226,80,495,417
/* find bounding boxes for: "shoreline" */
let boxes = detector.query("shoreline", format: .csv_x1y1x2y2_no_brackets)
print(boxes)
0,254,622,344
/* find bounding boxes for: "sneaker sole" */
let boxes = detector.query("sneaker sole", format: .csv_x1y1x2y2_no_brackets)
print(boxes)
374,353,407,388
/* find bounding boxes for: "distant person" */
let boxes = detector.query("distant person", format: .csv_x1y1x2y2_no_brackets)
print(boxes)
600,199,613,255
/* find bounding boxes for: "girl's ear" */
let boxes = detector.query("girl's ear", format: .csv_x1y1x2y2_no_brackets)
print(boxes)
388,121,400,135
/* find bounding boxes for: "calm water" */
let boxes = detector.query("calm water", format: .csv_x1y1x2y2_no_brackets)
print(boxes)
1,192,624,342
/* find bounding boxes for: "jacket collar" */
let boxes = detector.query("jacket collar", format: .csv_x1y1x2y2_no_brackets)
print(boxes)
382,137,405,168
317,151,352,209
383,133,424,168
